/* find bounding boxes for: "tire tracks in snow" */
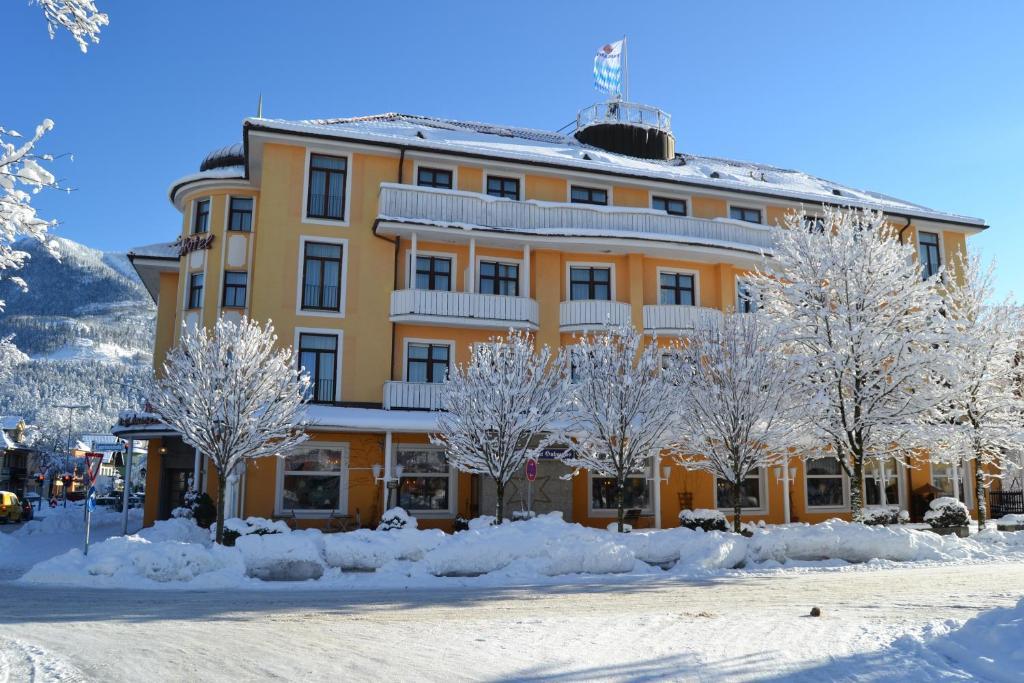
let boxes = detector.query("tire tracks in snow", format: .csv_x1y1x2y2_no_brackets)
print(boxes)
0,638,85,683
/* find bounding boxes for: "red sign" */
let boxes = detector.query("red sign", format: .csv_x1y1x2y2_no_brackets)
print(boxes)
525,458,537,482
84,453,104,485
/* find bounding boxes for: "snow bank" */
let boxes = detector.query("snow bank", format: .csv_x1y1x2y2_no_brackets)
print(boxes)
22,535,245,588
922,596,1024,682
235,531,325,581
746,520,1001,564
18,513,1024,591
322,528,444,570
14,505,141,537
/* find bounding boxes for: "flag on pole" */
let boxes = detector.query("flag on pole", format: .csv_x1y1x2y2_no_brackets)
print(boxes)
593,40,624,97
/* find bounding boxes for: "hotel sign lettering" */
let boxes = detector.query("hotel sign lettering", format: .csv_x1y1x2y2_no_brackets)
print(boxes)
173,233,214,257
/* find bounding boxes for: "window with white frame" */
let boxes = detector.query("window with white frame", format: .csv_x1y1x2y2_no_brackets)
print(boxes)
193,198,210,234
864,459,900,507
918,231,942,280
729,206,762,224
415,255,453,291
659,271,695,306
931,462,969,504
406,342,450,383
805,457,845,508
652,196,687,216
279,444,348,514
569,266,611,300
486,176,520,200
396,446,453,513
736,279,759,313
591,472,651,512
306,154,347,221
478,260,519,296
716,469,763,510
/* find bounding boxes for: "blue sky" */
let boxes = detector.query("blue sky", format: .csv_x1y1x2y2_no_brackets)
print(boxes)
8,1,1024,297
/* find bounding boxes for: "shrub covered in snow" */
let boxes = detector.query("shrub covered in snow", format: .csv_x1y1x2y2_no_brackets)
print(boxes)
221,516,289,546
862,508,909,526
322,527,444,570
924,497,970,529
378,507,417,531
678,508,728,533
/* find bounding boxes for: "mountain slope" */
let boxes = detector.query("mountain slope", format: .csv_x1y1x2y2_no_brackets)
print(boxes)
0,237,155,445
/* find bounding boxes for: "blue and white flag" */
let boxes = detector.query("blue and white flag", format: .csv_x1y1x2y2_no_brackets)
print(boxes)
593,40,624,97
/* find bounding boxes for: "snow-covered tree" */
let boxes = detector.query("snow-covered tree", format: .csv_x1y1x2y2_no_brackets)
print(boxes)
431,330,569,522
33,0,109,53
149,317,310,543
748,207,947,521
928,254,1023,527
668,313,810,532
562,325,678,532
1,0,107,365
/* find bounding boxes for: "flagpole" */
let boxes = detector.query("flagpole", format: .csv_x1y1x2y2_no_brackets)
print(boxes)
622,35,629,101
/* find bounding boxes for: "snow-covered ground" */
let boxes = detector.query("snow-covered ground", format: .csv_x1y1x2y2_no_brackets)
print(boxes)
0,503,143,581
0,562,1021,681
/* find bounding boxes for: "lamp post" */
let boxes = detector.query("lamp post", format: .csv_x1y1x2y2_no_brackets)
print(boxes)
775,461,799,525
372,463,404,510
53,403,87,508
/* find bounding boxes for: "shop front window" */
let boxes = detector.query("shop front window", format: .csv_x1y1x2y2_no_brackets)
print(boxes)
397,447,452,513
280,446,347,513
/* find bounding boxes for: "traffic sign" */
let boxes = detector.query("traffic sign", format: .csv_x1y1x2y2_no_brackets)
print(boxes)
525,458,537,482
87,486,97,512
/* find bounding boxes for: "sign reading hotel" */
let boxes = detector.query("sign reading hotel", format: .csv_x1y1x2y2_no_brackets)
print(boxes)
172,233,214,257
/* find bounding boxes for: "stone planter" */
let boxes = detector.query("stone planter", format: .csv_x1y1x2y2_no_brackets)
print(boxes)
927,525,970,538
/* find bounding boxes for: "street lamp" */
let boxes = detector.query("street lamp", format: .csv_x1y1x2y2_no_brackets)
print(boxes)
53,403,87,508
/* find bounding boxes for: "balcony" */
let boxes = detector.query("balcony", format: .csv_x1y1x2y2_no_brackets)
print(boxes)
383,381,444,411
642,305,724,333
559,300,632,332
377,183,773,254
390,289,538,329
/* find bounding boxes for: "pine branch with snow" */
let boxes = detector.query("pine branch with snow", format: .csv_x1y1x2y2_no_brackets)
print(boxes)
927,254,1024,526
32,0,108,53
432,330,569,522
148,317,310,543
668,313,811,532
561,325,677,532
747,207,949,521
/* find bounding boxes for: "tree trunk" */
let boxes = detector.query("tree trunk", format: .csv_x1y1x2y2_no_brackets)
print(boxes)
616,478,625,533
850,455,865,523
214,468,225,545
495,480,505,525
975,463,987,529
733,478,743,534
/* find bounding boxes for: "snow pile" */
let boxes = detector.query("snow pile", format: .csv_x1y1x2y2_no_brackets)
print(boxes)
235,530,324,581
746,520,998,564
14,504,138,537
422,514,636,577
322,527,444,570
921,597,1024,681
22,535,245,588
223,516,291,539
0,532,18,555
137,517,211,545
377,507,417,531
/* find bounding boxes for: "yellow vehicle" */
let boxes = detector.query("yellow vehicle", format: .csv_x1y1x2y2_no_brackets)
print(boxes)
0,491,22,523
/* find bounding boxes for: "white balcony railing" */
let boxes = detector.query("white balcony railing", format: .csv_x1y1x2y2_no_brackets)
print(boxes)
642,305,724,333
383,381,445,410
559,300,632,331
390,289,538,329
377,183,773,253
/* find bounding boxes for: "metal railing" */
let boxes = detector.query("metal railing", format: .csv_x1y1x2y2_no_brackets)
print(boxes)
383,381,445,410
576,101,671,132
378,184,773,253
390,289,538,328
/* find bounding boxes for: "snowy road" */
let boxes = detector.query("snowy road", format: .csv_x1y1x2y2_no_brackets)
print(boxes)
1,561,1022,681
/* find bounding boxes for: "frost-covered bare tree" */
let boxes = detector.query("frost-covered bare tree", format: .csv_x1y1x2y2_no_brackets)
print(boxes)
562,325,677,532
149,318,310,543
748,207,947,521
929,254,1023,527
33,0,109,53
1,0,107,362
668,313,810,532
431,330,569,522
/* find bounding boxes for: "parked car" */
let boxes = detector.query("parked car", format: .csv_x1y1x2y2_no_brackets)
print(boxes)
0,491,23,523
19,498,34,522
23,492,40,506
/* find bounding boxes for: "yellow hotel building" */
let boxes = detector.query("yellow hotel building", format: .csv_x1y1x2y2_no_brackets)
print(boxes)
117,103,989,532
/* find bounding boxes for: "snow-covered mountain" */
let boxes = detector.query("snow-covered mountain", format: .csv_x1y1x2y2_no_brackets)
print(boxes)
0,237,155,445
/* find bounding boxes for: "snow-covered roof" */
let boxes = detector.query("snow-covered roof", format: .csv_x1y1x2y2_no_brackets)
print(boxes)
128,241,178,260
242,112,985,228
